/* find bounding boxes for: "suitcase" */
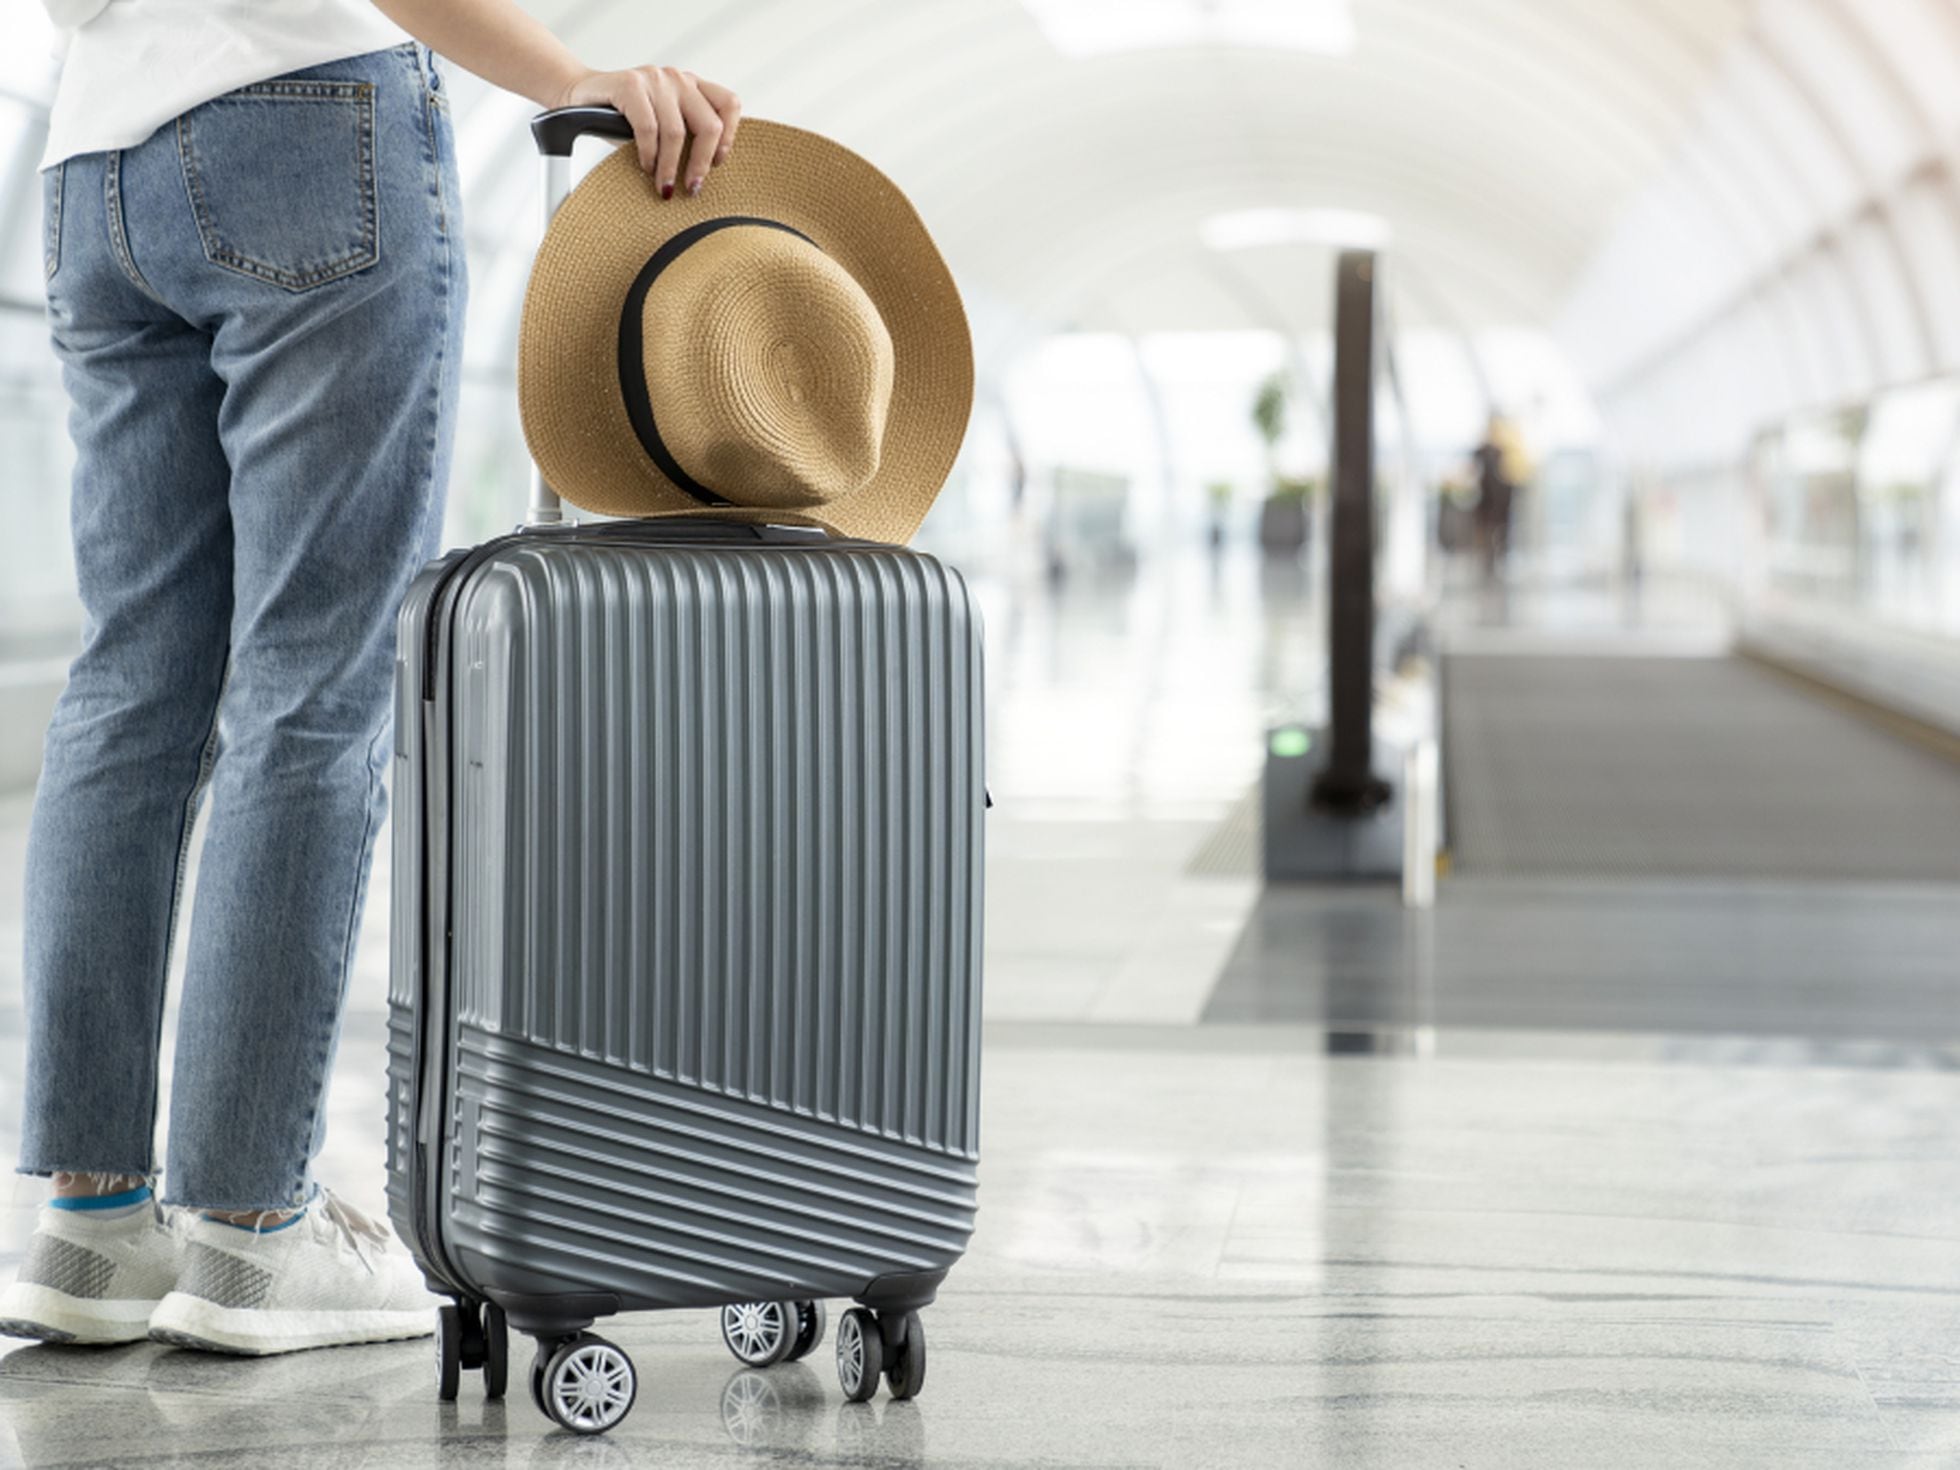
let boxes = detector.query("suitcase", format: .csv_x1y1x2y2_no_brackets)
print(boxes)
383,108,986,1436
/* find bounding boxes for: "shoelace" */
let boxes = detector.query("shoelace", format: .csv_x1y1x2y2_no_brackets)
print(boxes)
319,1188,392,1273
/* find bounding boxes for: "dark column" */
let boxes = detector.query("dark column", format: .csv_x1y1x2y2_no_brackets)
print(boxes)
1312,250,1390,815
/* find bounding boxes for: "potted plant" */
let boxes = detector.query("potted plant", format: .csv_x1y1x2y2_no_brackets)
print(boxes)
1251,370,1313,555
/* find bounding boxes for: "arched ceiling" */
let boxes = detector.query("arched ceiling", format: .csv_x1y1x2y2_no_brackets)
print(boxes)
447,0,1754,378
11,0,1955,467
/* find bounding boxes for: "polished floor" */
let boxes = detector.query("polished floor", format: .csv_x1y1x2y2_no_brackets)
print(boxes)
0,553,1956,1467
1204,875,1960,1048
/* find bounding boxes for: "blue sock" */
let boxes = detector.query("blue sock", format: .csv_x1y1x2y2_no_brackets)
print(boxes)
49,1184,151,1216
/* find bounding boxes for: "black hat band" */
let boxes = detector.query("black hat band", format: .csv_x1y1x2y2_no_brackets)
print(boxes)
615,215,822,508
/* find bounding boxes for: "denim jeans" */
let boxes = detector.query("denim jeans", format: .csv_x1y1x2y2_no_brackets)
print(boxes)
20,43,465,1211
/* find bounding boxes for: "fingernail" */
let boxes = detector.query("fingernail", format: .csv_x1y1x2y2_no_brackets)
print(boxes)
688,178,703,196
660,182,674,200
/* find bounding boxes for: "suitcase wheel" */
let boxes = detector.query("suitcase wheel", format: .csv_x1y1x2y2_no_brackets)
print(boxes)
720,1301,795,1367
435,1300,508,1402
436,1305,462,1402
482,1303,509,1399
720,1299,824,1368
534,1332,638,1435
883,1309,926,1401
786,1300,827,1362
836,1307,926,1404
835,1308,883,1403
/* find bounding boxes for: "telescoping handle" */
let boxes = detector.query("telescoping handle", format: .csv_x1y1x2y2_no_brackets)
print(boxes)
524,107,637,527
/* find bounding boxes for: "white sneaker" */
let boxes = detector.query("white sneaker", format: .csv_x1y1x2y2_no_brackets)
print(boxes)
146,1190,439,1356
0,1192,181,1345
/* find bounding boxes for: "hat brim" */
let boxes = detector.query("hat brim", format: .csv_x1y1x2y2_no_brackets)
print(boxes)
518,120,973,544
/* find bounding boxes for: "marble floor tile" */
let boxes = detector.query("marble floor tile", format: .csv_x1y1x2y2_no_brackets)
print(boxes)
0,1025,1952,1465
1203,877,1960,1042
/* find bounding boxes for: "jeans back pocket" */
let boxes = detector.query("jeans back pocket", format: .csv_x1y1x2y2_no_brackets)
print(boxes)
178,80,378,292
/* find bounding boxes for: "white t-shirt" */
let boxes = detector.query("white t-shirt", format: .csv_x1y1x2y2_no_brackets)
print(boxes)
40,0,412,170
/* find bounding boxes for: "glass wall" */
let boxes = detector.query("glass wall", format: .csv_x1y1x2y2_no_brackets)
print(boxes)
1741,376,1960,638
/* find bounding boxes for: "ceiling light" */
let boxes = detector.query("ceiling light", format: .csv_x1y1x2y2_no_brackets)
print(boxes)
1023,0,1356,58
1202,207,1393,252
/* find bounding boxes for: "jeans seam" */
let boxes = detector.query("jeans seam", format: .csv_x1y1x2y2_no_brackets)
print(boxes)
422,83,449,238
269,685,396,1209
147,660,228,1179
284,725,384,1208
230,79,373,100
103,152,165,305
177,86,380,292
43,161,63,281
334,721,392,985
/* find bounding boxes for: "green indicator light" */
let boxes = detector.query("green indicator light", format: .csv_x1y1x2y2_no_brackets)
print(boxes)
1270,727,1313,758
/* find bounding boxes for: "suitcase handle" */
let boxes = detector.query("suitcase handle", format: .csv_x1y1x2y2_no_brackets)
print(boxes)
525,107,636,527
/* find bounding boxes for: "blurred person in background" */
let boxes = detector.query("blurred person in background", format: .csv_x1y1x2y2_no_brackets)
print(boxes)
1472,411,1531,583
3,0,737,1358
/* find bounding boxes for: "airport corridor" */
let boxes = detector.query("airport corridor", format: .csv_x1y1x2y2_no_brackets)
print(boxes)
6,0,1960,1464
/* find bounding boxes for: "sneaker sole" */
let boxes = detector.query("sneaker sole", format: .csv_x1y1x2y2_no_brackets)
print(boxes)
0,1284,158,1346
147,1291,433,1357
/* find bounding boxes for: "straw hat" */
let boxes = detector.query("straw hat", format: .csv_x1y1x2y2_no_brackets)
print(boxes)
518,120,973,544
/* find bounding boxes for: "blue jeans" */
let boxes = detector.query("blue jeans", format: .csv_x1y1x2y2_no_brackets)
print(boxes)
20,43,465,1211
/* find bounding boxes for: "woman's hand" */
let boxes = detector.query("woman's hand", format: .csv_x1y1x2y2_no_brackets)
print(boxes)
556,66,742,198
369,0,742,196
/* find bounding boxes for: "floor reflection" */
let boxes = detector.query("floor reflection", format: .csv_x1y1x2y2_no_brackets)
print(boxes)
0,1338,428,1465
719,1366,925,1463
0,1339,934,1467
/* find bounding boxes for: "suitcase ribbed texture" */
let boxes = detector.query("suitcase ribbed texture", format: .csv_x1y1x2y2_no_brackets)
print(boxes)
451,1034,977,1304
389,534,985,1308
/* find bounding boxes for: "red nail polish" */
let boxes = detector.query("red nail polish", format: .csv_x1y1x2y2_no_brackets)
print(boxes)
660,183,674,200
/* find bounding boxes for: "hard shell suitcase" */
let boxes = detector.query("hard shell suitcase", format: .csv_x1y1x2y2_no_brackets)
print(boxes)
383,110,986,1435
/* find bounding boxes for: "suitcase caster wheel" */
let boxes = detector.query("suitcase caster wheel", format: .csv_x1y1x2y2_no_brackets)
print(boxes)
540,1333,637,1435
883,1310,926,1400
835,1308,882,1403
436,1304,462,1402
721,1301,795,1367
528,1345,550,1418
438,1301,506,1401
785,1300,827,1362
482,1302,509,1399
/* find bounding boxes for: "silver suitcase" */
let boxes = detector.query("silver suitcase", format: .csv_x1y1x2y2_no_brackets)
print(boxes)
383,109,986,1435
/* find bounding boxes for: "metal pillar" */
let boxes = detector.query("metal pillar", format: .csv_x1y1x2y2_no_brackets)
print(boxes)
1262,250,1406,882
1312,251,1390,816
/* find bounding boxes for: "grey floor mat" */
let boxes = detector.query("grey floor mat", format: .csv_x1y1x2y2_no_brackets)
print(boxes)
1443,654,1960,882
